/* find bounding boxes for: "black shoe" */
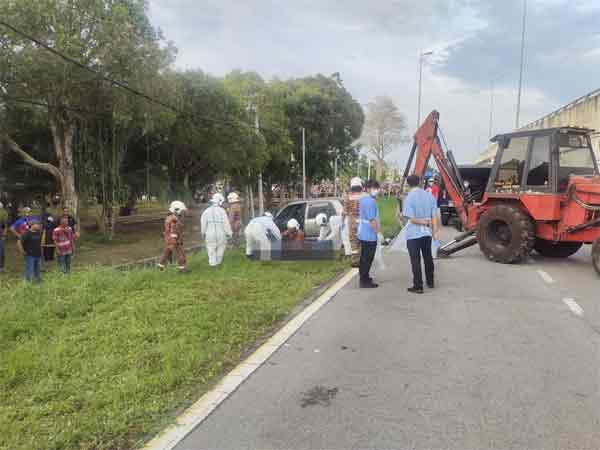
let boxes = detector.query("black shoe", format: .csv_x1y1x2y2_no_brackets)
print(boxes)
407,287,424,294
360,281,379,289
427,282,435,288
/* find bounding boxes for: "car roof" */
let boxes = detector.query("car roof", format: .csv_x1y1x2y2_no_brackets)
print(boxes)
283,197,342,205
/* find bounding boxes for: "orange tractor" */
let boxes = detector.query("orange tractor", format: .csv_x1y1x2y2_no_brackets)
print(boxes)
403,111,600,275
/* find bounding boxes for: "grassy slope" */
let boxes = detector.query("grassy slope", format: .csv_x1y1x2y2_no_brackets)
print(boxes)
0,251,345,450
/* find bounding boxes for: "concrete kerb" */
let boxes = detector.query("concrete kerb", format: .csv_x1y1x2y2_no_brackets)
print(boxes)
139,267,358,450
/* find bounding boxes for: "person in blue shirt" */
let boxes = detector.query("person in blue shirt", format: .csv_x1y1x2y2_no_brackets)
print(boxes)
357,180,381,288
402,175,439,294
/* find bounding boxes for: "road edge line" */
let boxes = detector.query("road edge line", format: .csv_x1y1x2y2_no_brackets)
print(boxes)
140,268,358,450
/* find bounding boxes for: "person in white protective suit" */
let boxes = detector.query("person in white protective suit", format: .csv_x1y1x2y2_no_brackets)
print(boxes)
316,213,330,241
201,193,232,267
244,212,282,260
318,214,352,255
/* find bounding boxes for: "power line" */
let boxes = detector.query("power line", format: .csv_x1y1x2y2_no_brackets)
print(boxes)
0,20,283,140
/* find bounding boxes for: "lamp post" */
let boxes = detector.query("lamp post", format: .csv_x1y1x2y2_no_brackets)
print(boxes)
515,0,527,129
417,50,434,128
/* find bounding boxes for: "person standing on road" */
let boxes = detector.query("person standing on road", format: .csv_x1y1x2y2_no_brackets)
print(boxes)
0,202,7,272
201,193,232,267
344,177,364,267
53,216,76,274
403,174,439,294
158,201,187,272
357,180,381,289
17,219,43,282
226,192,243,247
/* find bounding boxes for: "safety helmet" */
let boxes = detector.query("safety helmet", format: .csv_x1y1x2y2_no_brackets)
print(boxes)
287,218,300,230
264,212,273,218
211,193,225,206
227,192,240,203
350,177,363,188
316,213,328,226
169,200,187,215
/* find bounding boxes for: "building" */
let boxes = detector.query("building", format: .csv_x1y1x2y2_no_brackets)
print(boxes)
476,88,600,165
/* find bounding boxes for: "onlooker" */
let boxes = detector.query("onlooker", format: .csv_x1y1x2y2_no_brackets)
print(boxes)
402,174,439,294
53,216,76,274
10,207,38,239
41,211,57,263
0,202,7,272
17,220,43,282
357,180,381,289
62,207,79,237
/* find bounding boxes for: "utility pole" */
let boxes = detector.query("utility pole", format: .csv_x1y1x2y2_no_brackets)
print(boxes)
254,106,264,215
515,0,527,129
302,127,307,199
489,79,495,138
367,159,372,180
333,149,338,197
417,50,434,128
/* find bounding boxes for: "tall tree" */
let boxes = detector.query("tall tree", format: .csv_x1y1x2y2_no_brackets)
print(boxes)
361,96,408,180
0,0,170,215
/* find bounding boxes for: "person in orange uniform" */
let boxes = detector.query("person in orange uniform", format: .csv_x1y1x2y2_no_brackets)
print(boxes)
343,177,364,267
158,201,187,272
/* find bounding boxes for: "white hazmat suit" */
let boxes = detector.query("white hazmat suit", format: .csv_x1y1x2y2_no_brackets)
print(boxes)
245,215,282,260
201,200,232,266
319,215,352,256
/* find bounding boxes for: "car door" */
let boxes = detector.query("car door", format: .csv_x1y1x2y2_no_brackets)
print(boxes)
305,201,338,238
275,203,306,232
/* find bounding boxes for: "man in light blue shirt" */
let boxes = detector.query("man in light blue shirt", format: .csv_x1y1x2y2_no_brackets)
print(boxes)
358,180,381,288
402,175,439,294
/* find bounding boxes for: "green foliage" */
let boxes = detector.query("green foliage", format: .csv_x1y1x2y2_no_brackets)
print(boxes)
378,196,402,239
0,252,345,450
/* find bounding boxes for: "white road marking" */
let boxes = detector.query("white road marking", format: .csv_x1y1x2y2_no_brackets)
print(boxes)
142,268,358,450
563,298,584,317
537,269,555,284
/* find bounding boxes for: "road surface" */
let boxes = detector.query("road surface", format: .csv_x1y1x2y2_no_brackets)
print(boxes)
175,227,600,450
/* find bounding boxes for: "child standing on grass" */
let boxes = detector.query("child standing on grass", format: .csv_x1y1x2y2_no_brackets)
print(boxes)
17,220,43,282
52,216,76,274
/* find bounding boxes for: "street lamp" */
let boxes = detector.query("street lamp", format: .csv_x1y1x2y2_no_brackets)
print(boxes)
417,50,434,128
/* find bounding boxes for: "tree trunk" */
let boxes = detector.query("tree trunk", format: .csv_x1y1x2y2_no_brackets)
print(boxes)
375,159,385,181
50,118,79,217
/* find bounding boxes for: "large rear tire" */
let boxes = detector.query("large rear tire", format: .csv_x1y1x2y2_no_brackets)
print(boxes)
477,204,535,263
593,238,600,276
534,239,583,258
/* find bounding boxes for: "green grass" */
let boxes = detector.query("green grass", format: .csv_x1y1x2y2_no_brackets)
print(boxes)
378,196,402,239
0,251,346,450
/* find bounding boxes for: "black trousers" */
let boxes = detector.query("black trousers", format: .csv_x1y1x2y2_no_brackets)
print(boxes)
407,236,434,289
359,240,377,283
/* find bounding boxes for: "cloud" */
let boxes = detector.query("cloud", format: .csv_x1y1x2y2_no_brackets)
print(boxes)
148,0,600,165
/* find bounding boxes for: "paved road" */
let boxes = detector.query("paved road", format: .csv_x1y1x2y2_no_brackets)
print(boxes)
175,227,600,450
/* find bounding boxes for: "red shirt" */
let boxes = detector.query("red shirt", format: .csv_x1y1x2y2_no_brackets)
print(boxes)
52,226,75,255
429,185,440,201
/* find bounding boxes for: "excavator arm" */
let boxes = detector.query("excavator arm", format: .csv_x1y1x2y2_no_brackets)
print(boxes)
402,110,471,229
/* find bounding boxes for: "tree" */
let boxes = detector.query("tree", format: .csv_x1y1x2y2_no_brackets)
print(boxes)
361,96,408,180
0,0,169,216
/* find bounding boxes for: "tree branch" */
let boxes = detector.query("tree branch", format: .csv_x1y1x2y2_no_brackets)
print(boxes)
0,132,63,181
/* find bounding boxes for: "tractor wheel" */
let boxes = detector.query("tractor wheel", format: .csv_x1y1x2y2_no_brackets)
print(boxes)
477,204,535,264
593,238,600,276
534,239,583,258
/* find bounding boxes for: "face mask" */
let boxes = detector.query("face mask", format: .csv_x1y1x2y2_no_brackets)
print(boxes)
371,189,379,197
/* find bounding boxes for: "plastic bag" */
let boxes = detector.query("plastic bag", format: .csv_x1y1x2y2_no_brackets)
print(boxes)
432,239,441,259
388,224,409,253
374,233,386,270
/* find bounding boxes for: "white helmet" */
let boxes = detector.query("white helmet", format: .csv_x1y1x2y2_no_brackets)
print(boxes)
316,213,328,226
350,177,363,188
169,201,187,215
227,192,240,203
287,218,300,230
264,212,273,218
211,193,225,205
0,202,3,209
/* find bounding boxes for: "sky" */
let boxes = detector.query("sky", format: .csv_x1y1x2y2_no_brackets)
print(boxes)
148,0,600,167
